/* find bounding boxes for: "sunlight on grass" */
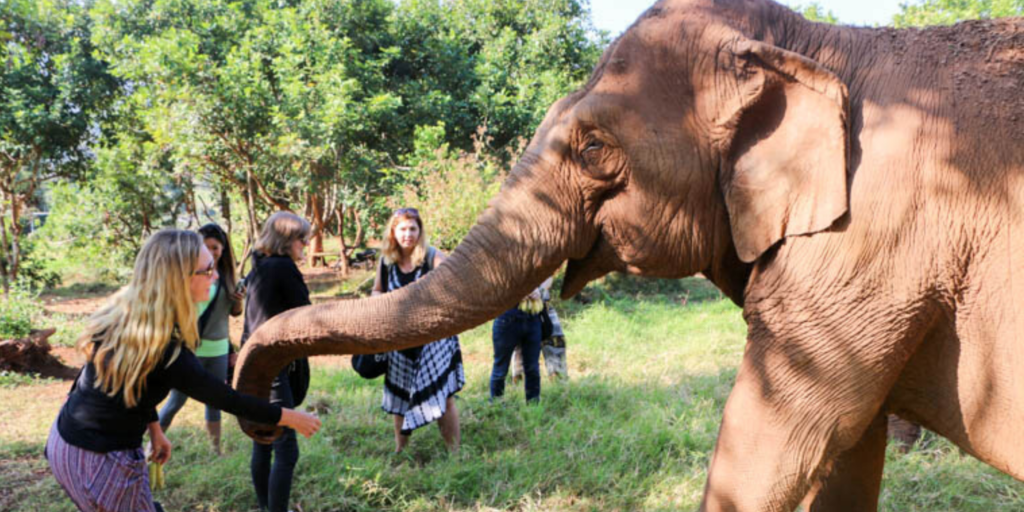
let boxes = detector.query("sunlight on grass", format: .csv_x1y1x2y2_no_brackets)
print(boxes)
3,278,1024,511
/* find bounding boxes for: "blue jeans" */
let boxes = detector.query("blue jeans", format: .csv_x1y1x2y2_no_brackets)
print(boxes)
251,366,299,512
491,308,542,402
158,353,228,427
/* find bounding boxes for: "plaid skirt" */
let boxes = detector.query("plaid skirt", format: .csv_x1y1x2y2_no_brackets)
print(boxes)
382,336,464,435
45,422,157,512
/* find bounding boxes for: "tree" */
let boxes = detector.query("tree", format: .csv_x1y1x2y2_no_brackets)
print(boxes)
789,2,841,23
894,0,1023,26
81,0,608,276
0,0,117,292
91,0,403,260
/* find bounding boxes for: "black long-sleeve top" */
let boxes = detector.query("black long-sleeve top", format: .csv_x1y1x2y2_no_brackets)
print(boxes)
241,253,311,345
57,339,282,453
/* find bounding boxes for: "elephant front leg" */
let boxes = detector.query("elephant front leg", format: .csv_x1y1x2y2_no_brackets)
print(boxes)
701,352,895,512
800,412,887,512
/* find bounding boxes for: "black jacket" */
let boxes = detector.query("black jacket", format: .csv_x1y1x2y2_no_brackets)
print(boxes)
241,253,312,406
57,339,281,453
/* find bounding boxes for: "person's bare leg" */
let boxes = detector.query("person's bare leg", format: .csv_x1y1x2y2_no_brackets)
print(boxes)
437,396,461,453
393,415,409,453
206,421,222,455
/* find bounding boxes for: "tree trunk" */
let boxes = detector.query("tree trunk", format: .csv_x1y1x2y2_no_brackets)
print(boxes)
8,193,21,286
351,206,365,250
245,169,259,248
0,192,10,295
221,188,232,235
308,193,326,268
335,206,351,276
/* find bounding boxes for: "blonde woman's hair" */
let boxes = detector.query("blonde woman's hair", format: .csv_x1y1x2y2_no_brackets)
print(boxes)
254,211,311,260
381,208,428,268
77,230,202,408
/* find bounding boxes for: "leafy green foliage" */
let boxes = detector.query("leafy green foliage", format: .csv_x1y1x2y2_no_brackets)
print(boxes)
31,182,137,283
398,124,509,251
0,370,56,388
0,0,118,287
789,2,841,23
894,0,1023,26
0,283,41,339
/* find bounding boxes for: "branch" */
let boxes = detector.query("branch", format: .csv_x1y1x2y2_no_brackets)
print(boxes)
248,171,290,211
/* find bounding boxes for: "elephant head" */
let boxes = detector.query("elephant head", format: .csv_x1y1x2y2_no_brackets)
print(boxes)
233,0,850,442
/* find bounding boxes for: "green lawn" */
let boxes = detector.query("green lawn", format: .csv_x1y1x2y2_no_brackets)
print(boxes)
2,277,1022,511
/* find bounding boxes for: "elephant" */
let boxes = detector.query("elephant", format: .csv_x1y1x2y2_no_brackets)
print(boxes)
233,0,1024,510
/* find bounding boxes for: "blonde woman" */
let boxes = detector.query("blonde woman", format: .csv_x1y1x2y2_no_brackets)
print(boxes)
158,223,244,454
46,229,320,512
240,211,313,512
371,207,464,453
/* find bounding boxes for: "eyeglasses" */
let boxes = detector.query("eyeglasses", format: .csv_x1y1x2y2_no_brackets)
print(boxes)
192,262,216,277
393,207,419,218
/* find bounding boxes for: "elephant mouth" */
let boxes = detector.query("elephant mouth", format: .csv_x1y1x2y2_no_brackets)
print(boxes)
561,234,625,299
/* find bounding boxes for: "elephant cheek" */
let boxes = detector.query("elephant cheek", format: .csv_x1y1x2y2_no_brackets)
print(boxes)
561,236,624,299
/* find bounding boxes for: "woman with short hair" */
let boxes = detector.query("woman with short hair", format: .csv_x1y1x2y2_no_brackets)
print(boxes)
46,229,320,512
242,211,314,512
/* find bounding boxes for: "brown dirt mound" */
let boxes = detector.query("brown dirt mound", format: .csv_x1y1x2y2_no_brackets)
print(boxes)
0,329,78,379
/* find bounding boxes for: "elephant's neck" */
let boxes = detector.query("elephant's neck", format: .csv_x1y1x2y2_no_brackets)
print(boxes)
731,2,884,90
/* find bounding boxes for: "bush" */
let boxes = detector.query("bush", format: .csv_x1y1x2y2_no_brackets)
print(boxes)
399,124,511,251
0,285,42,340
31,182,135,284
16,236,62,290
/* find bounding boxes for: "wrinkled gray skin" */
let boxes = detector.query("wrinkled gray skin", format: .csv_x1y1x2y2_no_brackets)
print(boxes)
235,0,1024,510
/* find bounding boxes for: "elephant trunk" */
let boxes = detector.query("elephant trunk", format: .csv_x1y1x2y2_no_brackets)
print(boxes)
233,157,588,442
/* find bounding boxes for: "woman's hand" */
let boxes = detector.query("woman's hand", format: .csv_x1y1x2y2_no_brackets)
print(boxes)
278,408,322,438
147,422,172,464
230,289,245,303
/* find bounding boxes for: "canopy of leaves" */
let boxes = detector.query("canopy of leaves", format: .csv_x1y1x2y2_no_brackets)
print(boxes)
1,0,118,183
894,0,1023,27
789,2,841,23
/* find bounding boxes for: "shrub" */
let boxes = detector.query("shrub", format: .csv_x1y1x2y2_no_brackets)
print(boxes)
0,284,42,340
31,182,135,284
399,124,512,251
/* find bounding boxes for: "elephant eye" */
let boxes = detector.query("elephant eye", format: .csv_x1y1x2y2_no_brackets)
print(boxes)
582,140,604,154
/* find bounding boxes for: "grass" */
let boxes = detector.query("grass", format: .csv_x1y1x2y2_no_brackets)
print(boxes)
2,276,1023,511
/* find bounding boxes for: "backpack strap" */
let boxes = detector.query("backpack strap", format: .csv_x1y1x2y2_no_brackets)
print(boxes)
197,277,222,338
423,246,437,273
378,257,388,291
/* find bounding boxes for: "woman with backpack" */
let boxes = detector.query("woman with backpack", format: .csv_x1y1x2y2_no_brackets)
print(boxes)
371,207,464,453
241,211,314,512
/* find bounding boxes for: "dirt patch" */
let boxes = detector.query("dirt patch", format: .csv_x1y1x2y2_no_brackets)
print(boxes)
39,295,111,317
51,346,85,368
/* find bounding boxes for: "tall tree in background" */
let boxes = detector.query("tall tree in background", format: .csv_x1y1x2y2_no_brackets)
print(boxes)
91,0,404,258
789,2,841,23
894,0,1023,26
0,0,117,292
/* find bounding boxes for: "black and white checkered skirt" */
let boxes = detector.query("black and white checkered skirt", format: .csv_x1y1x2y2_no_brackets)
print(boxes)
382,336,464,434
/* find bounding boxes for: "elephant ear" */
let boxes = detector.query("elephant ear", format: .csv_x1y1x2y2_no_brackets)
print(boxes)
718,40,849,263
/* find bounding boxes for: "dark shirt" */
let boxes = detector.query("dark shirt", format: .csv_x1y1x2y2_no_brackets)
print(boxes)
57,340,282,453
241,254,311,345
240,252,312,407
